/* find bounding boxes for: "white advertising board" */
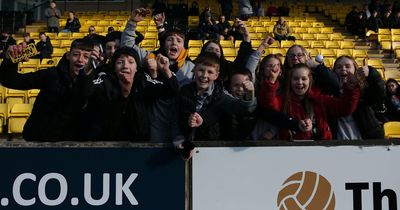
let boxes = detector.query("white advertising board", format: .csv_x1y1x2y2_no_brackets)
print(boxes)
192,145,400,210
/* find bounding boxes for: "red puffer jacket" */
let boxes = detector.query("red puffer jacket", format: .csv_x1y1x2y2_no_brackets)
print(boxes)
258,80,360,140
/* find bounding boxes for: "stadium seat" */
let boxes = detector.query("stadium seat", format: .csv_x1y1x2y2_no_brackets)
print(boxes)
60,40,73,48
384,121,400,138
57,32,70,40
378,28,391,35
234,40,242,48
336,49,352,58
310,41,325,48
295,40,310,48
8,103,32,134
352,49,368,58
188,47,201,57
307,28,320,34
39,58,58,69
20,67,36,73
144,32,157,39
5,89,26,107
384,70,400,82
270,48,287,56
324,41,340,49
97,20,110,26
329,33,344,41
380,41,392,51
20,59,40,69
315,34,329,41
340,41,355,49
0,103,7,133
71,33,86,39
320,27,333,34
319,49,336,58
307,48,319,57
27,89,40,104
392,29,400,35
53,48,68,57
223,48,237,57
300,34,316,40
0,86,5,102
220,40,234,48
281,40,295,49
46,33,57,40
368,59,385,69
188,40,203,48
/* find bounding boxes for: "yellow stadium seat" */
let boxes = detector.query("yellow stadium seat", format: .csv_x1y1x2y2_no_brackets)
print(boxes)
395,49,400,59
329,33,344,41
71,32,86,39
295,40,310,48
248,33,259,40
325,41,340,49
27,89,40,104
46,33,57,40
220,40,234,48
97,20,110,26
310,41,325,48
8,103,32,134
319,49,336,58
378,28,391,35
223,48,237,57
39,58,58,69
270,48,287,56
234,40,242,48
306,48,319,57
139,39,156,49
57,32,70,40
307,28,320,34
20,67,36,73
111,20,125,27
340,41,355,49
323,57,335,68
336,49,352,58
0,86,5,102
53,48,68,57
0,103,7,133
300,34,315,40
300,22,312,28
315,33,329,41
381,41,392,51
188,47,201,57
144,32,157,39
254,26,268,33
352,49,368,58
385,70,400,82
392,29,400,35
52,40,61,48
378,34,392,42
281,40,295,49
384,121,400,138
20,59,40,69
312,22,325,28
320,27,333,34
368,59,385,69
294,27,308,34
188,40,203,48
85,20,97,26
60,40,73,48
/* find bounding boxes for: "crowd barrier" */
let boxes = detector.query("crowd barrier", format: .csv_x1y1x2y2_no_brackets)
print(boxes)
0,140,399,210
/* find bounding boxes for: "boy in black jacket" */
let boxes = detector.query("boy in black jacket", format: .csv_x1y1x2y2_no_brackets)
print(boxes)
0,39,94,141
177,52,256,146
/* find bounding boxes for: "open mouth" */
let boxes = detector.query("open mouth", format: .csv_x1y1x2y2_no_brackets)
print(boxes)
168,46,179,55
120,68,130,73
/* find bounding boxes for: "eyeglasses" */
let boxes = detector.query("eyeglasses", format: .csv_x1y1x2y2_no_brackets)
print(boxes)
287,53,306,58
89,29,95,32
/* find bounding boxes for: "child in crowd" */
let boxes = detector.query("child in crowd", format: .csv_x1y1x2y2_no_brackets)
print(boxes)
259,63,360,140
177,52,256,144
385,78,400,121
333,56,385,139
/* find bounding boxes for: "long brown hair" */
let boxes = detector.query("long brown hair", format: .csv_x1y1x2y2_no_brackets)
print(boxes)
283,63,314,119
333,55,367,89
258,54,283,86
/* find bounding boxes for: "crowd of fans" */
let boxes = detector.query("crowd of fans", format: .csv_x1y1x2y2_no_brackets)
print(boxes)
345,1,400,39
0,2,399,158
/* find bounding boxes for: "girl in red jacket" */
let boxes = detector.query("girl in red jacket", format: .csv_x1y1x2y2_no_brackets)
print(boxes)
259,63,361,140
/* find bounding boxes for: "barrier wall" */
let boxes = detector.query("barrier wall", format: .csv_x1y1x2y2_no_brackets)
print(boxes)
0,140,399,210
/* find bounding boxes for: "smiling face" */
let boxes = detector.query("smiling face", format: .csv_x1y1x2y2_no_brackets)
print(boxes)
194,63,219,93
230,73,250,99
163,34,184,61
334,57,356,83
204,42,222,58
286,46,307,67
290,67,311,98
114,54,137,80
67,48,91,76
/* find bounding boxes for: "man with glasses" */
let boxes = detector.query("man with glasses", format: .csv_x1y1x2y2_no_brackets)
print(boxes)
84,26,105,45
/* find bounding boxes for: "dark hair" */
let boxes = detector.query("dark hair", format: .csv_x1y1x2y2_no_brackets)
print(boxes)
334,55,367,89
159,29,185,49
258,54,283,84
201,40,226,62
194,52,220,73
70,38,94,52
385,78,400,96
23,33,30,37
105,31,122,43
283,44,308,72
111,47,140,69
39,32,46,36
69,11,75,15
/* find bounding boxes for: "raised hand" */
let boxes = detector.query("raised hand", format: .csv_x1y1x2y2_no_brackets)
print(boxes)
130,8,151,23
6,42,27,61
156,54,172,78
188,112,203,128
243,80,255,100
153,12,165,26
146,58,157,78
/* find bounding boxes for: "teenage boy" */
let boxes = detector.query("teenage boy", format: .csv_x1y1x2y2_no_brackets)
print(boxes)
0,39,95,141
177,52,256,146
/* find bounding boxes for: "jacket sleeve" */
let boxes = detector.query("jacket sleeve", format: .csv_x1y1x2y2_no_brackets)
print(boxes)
141,72,179,100
257,107,300,132
245,49,261,80
312,64,341,96
48,41,54,55
121,20,151,66
0,59,48,90
258,79,282,111
324,85,361,118
363,66,385,106
234,40,253,69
